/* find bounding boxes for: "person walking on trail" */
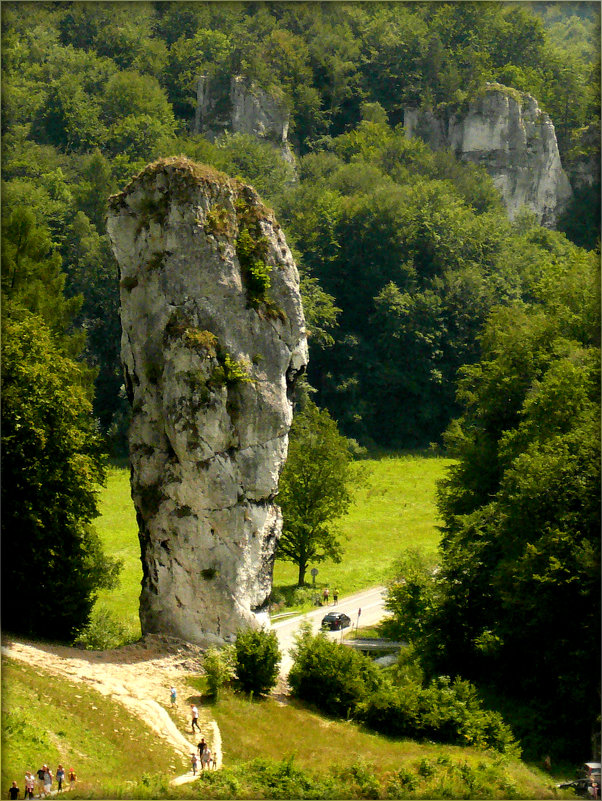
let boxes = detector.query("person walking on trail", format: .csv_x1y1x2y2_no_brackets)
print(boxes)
191,704,201,732
23,773,34,800
333,588,339,605
56,765,65,792
43,768,52,797
201,746,213,771
36,767,45,798
170,686,177,706
68,769,76,790
322,587,329,605
197,737,207,758
8,780,19,800
190,753,198,776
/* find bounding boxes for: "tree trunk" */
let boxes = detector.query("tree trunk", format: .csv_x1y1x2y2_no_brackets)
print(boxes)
297,562,306,587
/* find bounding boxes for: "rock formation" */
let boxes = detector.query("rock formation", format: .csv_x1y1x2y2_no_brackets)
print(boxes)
193,75,295,167
106,157,308,646
404,83,573,227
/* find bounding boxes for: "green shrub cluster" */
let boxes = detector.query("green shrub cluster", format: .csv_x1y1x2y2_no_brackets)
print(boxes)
270,584,321,610
74,605,137,650
288,624,386,718
289,628,519,754
235,226,272,304
358,675,519,755
203,645,236,700
193,753,530,799
234,628,281,696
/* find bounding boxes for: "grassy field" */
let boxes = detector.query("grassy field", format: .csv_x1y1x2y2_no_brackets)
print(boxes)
0,658,184,794
199,688,557,799
94,464,143,637
273,452,452,596
94,453,453,629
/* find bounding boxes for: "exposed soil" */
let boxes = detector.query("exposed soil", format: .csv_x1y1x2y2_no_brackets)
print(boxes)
1,634,222,784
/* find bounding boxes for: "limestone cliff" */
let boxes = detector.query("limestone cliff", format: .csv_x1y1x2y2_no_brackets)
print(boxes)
404,83,573,227
193,75,295,167
106,157,308,646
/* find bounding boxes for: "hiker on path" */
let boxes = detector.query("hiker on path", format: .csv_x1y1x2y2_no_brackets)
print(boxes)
56,765,65,792
197,737,207,758
191,704,201,732
322,587,329,605
43,768,52,797
35,767,45,797
170,686,177,706
201,746,213,770
68,769,76,790
23,773,34,800
190,753,198,776
8,780,19,800
333,588,339,604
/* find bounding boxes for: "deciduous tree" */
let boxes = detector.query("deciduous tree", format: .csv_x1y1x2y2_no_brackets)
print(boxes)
276,401,360,586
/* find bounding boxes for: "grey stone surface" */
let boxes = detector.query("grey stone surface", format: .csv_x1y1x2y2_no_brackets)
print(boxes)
404,83,573,227
106,157,308,645
193,74,295,167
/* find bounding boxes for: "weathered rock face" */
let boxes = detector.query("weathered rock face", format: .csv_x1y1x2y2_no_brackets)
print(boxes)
404,84,573,227
193,75,295,166
106,157,308,646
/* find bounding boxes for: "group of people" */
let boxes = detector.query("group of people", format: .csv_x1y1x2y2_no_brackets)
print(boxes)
322,587,339,605
169,689,217,775
9,766,76,799
191,737,215,774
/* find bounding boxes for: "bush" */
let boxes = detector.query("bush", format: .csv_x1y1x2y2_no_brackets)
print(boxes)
234,627,281,696
288,624,385,717
203,645,236,699
356,672,520,755
74,605,136,650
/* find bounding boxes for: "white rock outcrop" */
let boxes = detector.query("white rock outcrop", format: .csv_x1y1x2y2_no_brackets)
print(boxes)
106,157,308,646
404,83,573,226
193,74,295,166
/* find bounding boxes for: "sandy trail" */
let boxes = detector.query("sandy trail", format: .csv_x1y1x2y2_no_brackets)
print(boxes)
1,634,222,784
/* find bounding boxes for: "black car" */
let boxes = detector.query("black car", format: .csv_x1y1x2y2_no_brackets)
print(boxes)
556,778,600,798
321,612,351,631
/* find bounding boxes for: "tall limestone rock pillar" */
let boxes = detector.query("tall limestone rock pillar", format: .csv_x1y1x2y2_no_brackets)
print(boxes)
106,157,308,645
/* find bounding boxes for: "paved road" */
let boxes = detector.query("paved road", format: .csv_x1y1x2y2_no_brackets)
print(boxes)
271,585,388,676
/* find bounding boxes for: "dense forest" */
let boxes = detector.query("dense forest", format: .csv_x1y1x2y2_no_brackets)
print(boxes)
1,0,600,765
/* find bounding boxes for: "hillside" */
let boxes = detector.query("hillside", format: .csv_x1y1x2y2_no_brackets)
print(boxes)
1,640,561,799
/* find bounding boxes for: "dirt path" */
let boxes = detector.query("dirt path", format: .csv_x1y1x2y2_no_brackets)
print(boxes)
1,634,222,784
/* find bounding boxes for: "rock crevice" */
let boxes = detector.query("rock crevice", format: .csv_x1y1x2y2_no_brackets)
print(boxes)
107,157,307,645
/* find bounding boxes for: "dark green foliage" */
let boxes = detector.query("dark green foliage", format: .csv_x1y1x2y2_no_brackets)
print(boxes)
357,676,518,755
421,248,601,759
234,628,281,696
3,0,598,453
235,226,272,302
288,625,385,718
1,310,120,640
289,626,518,753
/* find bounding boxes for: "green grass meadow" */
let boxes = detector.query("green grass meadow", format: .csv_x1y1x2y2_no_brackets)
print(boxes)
94,453,454,627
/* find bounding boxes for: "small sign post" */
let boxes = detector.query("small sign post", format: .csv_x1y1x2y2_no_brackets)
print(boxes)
310,567,318,586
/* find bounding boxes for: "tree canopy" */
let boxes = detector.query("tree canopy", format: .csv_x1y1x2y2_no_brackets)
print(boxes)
384,245,600,760
276,401,360,586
